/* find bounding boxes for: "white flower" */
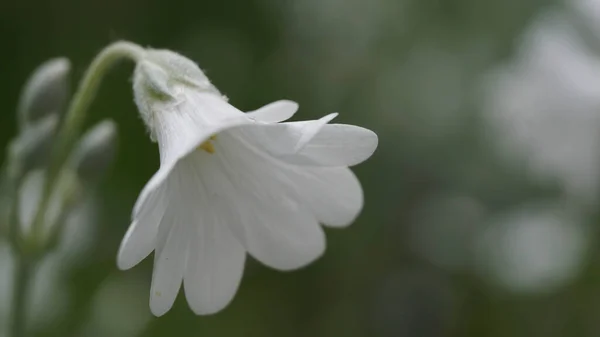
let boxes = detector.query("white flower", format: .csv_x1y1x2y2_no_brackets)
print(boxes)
117,50,378,316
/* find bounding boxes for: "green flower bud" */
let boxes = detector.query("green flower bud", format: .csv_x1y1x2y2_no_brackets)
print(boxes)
71,120,118,184
8,114,59,176
18,169,81,244
18,58,70,128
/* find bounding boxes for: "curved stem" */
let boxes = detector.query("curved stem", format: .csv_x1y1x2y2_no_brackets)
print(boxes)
29,41,144,251
8,255,34,337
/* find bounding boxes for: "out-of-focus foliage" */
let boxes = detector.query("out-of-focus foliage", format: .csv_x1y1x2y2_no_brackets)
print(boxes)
2,0,600,336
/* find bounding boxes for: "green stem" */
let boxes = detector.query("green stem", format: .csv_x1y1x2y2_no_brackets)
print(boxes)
29,41,144,252
8,256,34,337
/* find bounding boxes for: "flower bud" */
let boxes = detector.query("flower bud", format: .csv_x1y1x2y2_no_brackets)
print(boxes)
18,169,81,242
71,120,118,184
17,58,71,128
8,114,59,175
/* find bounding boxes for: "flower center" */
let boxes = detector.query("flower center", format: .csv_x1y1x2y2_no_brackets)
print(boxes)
198,135,217,154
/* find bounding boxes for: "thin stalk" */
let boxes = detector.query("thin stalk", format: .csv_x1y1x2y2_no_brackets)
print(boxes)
29,41,144,251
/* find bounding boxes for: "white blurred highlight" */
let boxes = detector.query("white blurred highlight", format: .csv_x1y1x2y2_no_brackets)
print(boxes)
476,204,589,294
483,9,600,204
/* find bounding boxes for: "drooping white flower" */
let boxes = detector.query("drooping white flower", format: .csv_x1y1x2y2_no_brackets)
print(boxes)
117,49,378,316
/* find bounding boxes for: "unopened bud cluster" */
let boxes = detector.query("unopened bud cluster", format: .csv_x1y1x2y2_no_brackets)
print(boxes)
1,57,119,253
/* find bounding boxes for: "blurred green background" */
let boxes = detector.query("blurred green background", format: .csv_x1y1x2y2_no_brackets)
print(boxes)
3,0,600,336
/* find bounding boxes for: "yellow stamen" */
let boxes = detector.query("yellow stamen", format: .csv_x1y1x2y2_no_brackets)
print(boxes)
198,135,217,154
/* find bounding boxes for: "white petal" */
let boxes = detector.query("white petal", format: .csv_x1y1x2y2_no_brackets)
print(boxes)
132,166,170,217
223,128,364,227
117,183,167,270
206,136,326,270
221,121,366,227
245,100,298,123
149,175,189,316
236,114,377,167
184,223,246,315
149,222,187,316
284,167,363,227
290,124,378,167
235,113,337,158
239,199,325,271
154,92,252,166
292,113,339,152
178,155,246,315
